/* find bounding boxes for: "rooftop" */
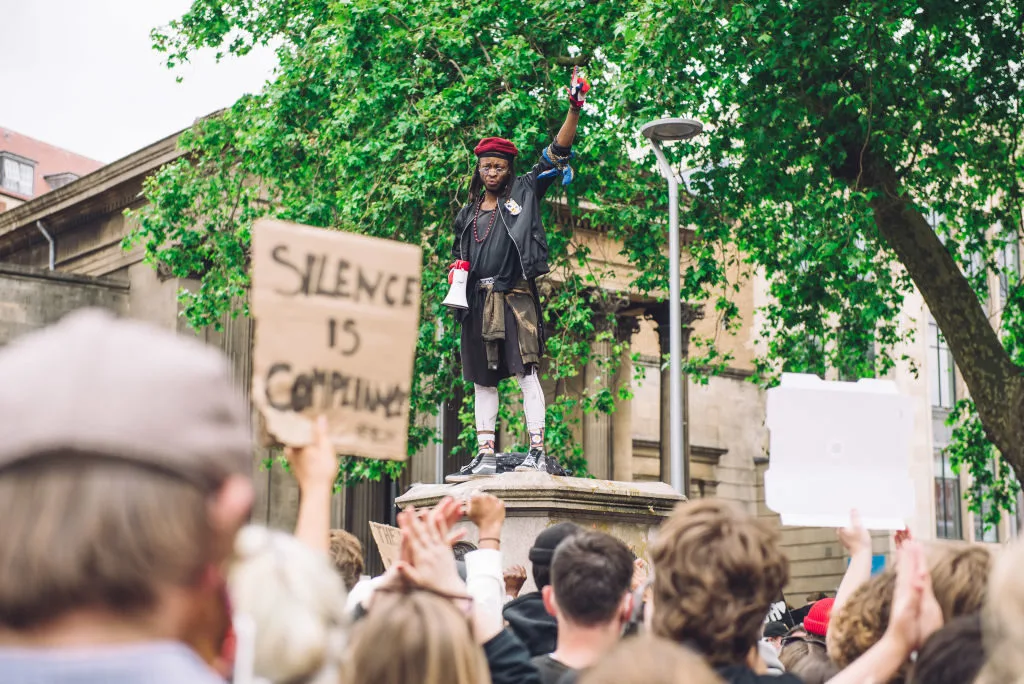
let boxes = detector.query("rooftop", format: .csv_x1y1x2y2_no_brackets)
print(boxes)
0,127,105,204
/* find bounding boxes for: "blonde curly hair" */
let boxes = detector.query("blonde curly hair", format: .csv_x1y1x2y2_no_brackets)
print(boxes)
828,542,991,678
347,590,491,684
580,635,723,684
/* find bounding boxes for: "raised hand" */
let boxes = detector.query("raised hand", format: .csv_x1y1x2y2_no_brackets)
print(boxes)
569,66,591,109
285,415,338,490
466,492,506,531
631,558,650,592
504,565,527,599
837,509,872,556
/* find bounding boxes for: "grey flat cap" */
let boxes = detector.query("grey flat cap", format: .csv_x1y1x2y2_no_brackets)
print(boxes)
0,309,251,483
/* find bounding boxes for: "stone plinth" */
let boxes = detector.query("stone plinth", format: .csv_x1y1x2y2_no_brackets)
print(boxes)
396,473,685,593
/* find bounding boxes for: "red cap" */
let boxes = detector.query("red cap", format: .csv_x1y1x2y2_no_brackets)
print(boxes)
803,597,834,637
474,137,519,160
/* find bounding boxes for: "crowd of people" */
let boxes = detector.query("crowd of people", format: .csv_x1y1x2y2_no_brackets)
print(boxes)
0,309,1017,684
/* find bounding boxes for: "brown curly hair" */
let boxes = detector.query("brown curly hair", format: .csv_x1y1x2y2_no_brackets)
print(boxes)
829,542,992,676
827,569,896,669
650,499,789,667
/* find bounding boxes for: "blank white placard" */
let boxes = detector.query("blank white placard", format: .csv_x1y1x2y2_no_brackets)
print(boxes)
764,373,915,530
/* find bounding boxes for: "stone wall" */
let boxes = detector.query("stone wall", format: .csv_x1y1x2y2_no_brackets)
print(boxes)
0,263,128,345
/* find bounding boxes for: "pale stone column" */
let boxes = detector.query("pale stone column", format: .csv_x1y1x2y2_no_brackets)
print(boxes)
648,302,702,488
612,315,640,482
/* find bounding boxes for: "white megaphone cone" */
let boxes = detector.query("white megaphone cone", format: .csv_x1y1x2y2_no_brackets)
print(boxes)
443,260,470,310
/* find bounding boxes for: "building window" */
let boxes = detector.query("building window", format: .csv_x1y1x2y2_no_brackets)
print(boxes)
998,239,1019,307
0,153,35,196
974,498,1000,543
934,448,963,539
928,320,955,409
1011,489,1024,539
973,459,1002,543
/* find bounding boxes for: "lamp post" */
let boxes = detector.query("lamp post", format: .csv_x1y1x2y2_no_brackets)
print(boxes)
640,117,703,496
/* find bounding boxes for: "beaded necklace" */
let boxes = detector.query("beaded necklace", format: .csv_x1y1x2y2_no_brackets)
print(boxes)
472,194,499,243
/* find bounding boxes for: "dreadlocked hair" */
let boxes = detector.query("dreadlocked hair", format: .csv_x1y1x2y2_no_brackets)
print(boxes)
468,158,516,205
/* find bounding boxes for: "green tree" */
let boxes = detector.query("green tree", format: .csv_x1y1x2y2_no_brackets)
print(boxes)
130,0,654,480
131,0,1024,524
622,0,1024,527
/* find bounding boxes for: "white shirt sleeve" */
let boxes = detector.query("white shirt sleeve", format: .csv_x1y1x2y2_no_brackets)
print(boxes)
464,548,505,639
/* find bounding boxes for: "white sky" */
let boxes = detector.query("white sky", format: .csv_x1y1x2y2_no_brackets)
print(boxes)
0,0,278,163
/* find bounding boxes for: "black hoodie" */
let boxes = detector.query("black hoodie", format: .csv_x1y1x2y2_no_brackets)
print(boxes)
502,591,558,657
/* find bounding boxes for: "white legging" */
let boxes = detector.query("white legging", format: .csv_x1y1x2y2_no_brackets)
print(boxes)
474,370,545,433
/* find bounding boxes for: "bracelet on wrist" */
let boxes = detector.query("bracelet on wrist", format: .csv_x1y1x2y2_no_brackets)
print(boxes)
570,103,583,113
478,537,501,544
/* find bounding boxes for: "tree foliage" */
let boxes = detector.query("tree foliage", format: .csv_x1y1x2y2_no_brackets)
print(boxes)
623,0,1024,526
131,0,1024,520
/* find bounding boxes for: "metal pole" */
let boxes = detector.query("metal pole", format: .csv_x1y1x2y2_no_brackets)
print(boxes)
435,319,446,482
647,140,688,496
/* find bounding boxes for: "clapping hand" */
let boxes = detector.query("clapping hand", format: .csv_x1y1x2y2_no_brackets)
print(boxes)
886,540,943,655
380,497,467,597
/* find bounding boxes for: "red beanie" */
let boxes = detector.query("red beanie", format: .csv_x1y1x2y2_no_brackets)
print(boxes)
474,137,519,160
803,597,835,637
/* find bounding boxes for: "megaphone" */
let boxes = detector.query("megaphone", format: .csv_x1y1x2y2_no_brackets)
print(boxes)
443,260,470,310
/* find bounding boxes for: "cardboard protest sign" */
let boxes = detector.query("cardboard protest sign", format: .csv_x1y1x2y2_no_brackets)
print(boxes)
369,521,402,570
764,373,916,530
251,218,422,461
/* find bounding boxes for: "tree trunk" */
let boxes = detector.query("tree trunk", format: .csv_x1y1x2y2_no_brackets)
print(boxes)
858,155,1024,481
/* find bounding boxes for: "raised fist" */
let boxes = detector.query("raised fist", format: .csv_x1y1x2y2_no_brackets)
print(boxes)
569,66,590,108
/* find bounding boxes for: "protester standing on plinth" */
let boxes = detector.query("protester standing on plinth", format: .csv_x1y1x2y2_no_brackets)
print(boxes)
448,69,590,480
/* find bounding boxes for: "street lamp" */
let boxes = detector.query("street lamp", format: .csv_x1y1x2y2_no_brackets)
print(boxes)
640,117,704,496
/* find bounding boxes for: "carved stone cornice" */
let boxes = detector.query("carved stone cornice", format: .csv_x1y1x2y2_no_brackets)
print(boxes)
644,300,705,328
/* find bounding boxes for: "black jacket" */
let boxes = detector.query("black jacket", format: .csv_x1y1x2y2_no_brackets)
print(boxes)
502,591,559,658
484,629,542,684
452,149,562,292
716,665,804,684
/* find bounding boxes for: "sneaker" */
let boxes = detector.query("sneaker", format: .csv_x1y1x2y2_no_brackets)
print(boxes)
469,452,497,477
515,447,548,472
445,452,485,483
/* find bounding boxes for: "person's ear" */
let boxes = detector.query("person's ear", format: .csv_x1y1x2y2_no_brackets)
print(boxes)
542,585,558,618
619,591,634,624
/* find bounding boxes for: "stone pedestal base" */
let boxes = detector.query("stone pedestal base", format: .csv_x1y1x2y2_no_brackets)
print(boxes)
396,473,685,593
